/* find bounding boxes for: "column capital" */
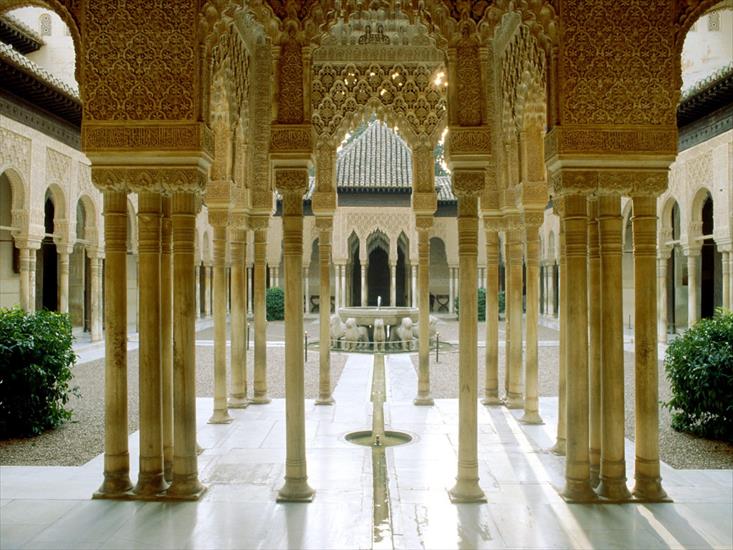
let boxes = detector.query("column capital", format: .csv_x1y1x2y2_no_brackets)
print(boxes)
92,166,207,195
249,214,270,232
207,209,229,228
452,169,485,197
228,211,249,231
415,215,433,232
315,215,333,231
311,192,337,216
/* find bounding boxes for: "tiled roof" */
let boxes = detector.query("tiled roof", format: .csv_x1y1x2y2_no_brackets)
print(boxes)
435,175,456,202
336,120,412,191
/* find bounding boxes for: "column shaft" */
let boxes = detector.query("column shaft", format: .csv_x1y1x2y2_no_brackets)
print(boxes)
411,265,417,307
229,231,248,408
631,195,667,500
252,226,270,404
448,192,485,503
687,253,699,326
168,191,204,499
505,228,524,408
360,264,367,306
161,198,174,482
521,227,542,424
209,225,232,424
415,226,433,405
482,231,500,405
303,267,310,314
134,191,166,496
721,251,730,309
94,190,132,498
389,263,397,306
552,220,567,455
58,249,70,313
19,247,31,311
448,267,455,314
90,256,103,342
588,200,601,487
657,257,668,344
598,194,631,500
316,221,334,405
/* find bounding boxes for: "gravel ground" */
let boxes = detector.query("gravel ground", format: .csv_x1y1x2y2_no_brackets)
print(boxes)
0,321,345,467
418,320,733,470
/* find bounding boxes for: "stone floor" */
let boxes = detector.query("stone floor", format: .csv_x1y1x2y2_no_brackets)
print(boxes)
1,353,732,549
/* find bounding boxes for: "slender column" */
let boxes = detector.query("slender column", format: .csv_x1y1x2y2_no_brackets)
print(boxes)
334,264,341,310
482,227,501,405
448,266,455,314
209,224,232,424
168,191,204,499
411,264,417,307
57,246,71,313
134,191,166,496
721,251,730,309
247,265,253,316
229,229,248,409
251,221,270,404
657,256,668,344
204,265,212,316
303,266,310,314
505,225,524,409
194,265,201,317
521,224,543,424
587,199,601,487
90,255,103,342
389,262,397,306
558,193,595,501
160,198,173,481
631,194,668,500
276,171,315,502
360,263,367,306
551,220,567,455
597,193,631,500
415,221,434,405
687,251,699,326
448,183,485,503
316,218,334,405
94,190,132,498
18,246,33,311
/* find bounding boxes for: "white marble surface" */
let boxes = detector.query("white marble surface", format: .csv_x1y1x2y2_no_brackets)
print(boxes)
1,352,731,549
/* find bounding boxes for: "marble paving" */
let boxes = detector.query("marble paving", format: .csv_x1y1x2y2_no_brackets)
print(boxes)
1,353,731,549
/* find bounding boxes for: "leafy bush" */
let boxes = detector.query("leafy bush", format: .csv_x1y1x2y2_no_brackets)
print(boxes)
266,287,285,321
455,288,490,321
663,308,733,442
0,307,77,438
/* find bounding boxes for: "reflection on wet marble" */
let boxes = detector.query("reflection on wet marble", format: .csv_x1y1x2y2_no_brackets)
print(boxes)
1,352,731,549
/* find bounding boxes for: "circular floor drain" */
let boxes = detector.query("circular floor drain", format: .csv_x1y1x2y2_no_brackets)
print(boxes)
344,430,413,447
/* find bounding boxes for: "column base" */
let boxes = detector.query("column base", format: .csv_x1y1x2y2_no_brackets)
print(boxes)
315,396,335,406
208,410,234,424
164,461,173,483
277,477,315,502
503,393,524,409
93,472,133,499
633,474,669,502
597,477,632,501
448,479,487,503
550,438,566,456
167,475,207,501
413,396,435,406
561,479,598,502
133,472,169,498
481,392,502,406
228,396,249,409
519,411,544,425
250,395,272,405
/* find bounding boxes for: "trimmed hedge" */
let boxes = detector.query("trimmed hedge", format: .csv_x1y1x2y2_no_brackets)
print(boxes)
455,288,505,321
0,307,78,438
663,308,733,442
266,287,285,321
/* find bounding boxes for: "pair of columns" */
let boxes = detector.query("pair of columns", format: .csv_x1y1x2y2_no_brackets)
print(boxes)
555,191,666,502
95,189,203,500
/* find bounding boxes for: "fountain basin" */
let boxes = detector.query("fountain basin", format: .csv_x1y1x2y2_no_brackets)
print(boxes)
338,307,418,326
344,430,414,447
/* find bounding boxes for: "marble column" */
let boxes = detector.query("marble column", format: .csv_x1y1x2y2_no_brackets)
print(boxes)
505,226,524,409
598,193,631,500
247,265,254,316
167,190,205,500
587,199,601,487
721,251,730,309
631,194,667,500
316,218,334,405
588,197,601,487
276,171,314,502
303,266,310,314
204,265,212,317
134,191,166,496
448,266,455,314
552,220,567,456
415,220,434,405
521,224,542,424
195,265,201,317
90,255,103,342
360,263,367,306
18,245,32,312
209,224,232,424
657,256,669,344
161,198,173,481
448,180,485,503
229,229,248,409
482,227,501,405
687,251,699,327
57,245,72,313
558,193,595,501
251,221,270,404
94,190,132,498
389,262,397,306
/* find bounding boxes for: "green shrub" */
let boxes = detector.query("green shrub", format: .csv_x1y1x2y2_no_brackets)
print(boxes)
266,287,285,321
663,308,733,442
455,288,491,321
0,307,78,438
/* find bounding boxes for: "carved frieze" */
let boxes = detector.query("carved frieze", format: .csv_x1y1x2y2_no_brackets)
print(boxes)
544,126,678,159
411,191,437,215
46,148,72,184
447,127,492,155
310,191,337,215
0,127,31,179
91,166,207,194
82,123,214,157
270,124,314,154
452,169,486,196
274,168,309,193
